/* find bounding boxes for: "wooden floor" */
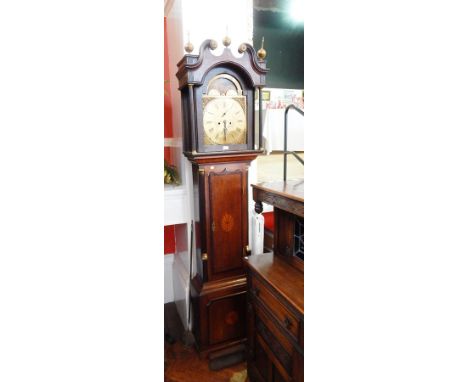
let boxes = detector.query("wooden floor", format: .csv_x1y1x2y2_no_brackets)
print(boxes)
164,303,248,382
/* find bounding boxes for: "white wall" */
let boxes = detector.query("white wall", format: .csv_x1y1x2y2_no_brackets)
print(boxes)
164,254,174,303
165,0,192,328
181,0,253,54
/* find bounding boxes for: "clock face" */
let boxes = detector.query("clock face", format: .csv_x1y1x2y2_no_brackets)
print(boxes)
203,96,247,145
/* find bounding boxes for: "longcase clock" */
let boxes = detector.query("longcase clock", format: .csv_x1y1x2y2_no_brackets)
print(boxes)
176,38,268,360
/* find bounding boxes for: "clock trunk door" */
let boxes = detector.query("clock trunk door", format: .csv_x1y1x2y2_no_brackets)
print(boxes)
207,166,247,280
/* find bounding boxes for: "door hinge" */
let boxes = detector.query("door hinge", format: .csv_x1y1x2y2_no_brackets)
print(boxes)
211,222,216,232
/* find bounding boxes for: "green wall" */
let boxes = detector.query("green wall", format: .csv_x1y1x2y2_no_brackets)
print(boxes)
253,10,304,89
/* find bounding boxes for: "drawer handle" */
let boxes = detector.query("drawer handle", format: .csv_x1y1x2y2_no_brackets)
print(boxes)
252,287,260,297
283,317,292,330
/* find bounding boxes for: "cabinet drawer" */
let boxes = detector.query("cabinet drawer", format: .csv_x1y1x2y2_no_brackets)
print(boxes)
255,304,293,381
251,275,300,342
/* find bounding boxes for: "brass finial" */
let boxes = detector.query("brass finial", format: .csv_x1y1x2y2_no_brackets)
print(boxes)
209,39,218,50
257,37,266,60
222,35,231,47
184,31,193,53
223,26,231,47
184,42,194,53
238,43,247,54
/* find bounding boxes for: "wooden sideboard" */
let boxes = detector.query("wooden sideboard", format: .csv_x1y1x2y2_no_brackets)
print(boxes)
244,180,304,382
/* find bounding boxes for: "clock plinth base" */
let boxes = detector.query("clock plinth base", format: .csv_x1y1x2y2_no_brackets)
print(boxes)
208,343,246,370
190,275,248,360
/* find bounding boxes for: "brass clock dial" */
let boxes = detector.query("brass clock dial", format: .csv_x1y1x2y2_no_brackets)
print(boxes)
203,96,247,145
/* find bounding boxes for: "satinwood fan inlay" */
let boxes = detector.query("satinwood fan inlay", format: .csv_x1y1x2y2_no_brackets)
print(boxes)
225,311,239,325
221,213,235,232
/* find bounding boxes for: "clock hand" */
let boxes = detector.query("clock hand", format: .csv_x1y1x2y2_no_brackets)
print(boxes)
223,120,227,142
221,104,234,118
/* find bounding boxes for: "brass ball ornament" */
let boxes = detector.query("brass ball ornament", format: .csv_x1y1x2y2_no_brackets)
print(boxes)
257,37,267,60
257,47,266,60
222,35,231,47
184,31,194,53
184,41,194,53
238,43,247,54
209,39,218,50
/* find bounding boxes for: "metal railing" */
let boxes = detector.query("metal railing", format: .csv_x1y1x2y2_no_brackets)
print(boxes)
283,104,304,181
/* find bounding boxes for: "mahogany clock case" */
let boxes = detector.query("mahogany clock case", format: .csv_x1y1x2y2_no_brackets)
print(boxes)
191,160,251,283
189,155,256,356
176,40,268,358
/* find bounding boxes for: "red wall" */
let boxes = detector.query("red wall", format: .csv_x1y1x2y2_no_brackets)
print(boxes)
263,212,275,232
164,225,176,254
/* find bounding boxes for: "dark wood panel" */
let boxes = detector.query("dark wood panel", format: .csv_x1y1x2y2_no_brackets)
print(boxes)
248,364,268,382
176,39,268,88
292,350,304,382
187,152,260,164
252,180,304,202
256,318,292,377
195,161,251,282
207,291,246,345
191,275,248,356
254,335,270,381
274,209,295,258
252,275,300,341
245,254,303,382
252,180,304,218
252,179,305,273
273,366,288,382
209,169,244,275
245,254,303,315
273,209,304,272
264,228,274,253
255,303,293,356
189,159,253,360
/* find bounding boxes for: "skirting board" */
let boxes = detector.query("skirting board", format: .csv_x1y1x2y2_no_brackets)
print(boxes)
164,254,175,304
172,253,190,330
